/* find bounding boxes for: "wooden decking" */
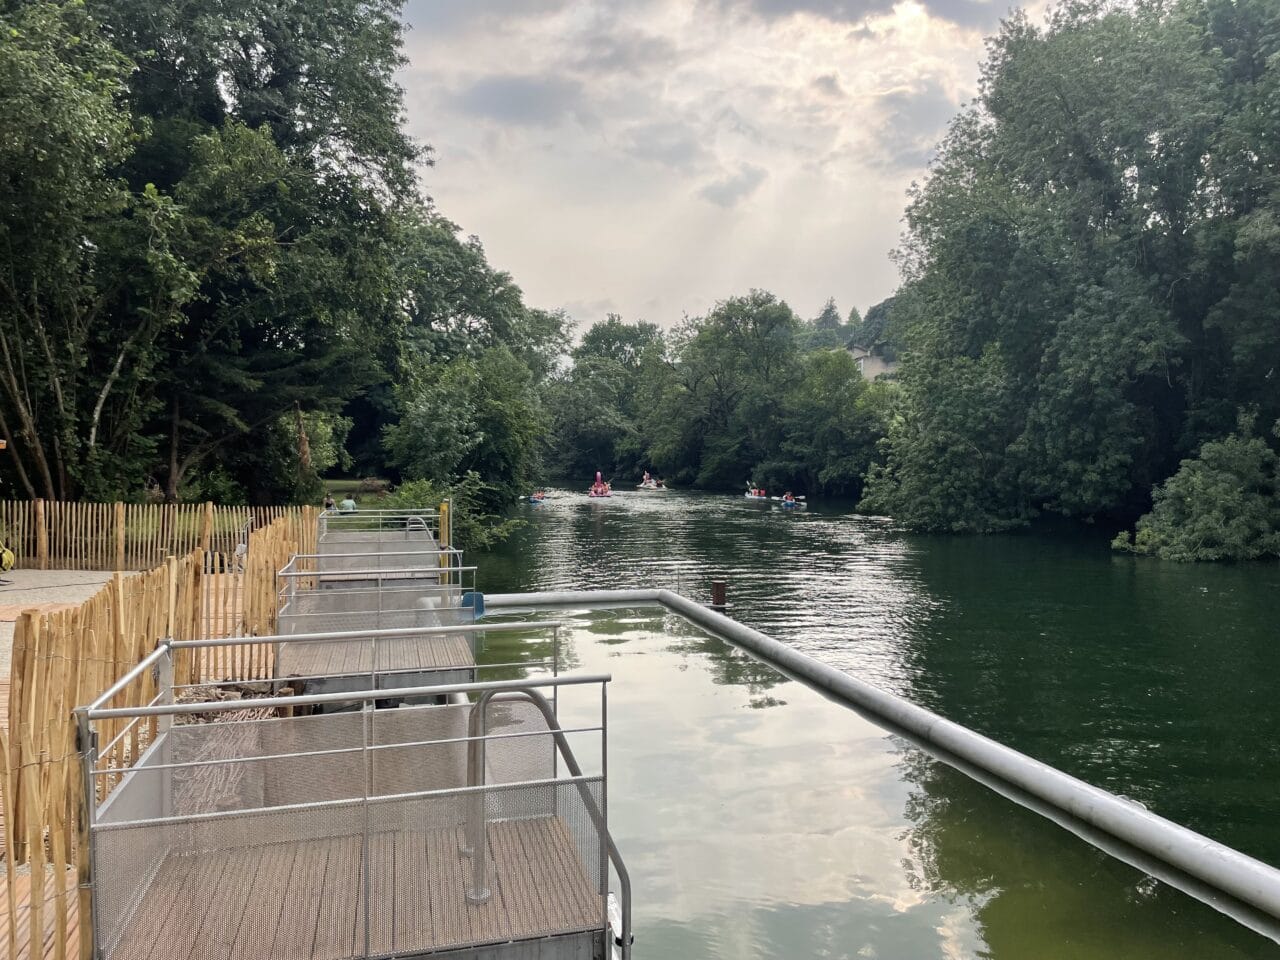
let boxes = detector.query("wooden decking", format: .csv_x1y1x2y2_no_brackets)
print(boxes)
276,633,475,681
0,867,79,960
108,819,600,960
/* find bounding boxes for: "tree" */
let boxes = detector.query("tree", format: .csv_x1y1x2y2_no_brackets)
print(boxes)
0,1,191,500
385,346,546,511
1114,419,1280,561
867,0,1280,544
757,349,889,497
0,0,420,503
799,297,855,351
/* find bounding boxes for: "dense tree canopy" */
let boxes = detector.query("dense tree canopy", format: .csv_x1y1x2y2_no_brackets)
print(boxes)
547,295,893,497
863,0,1280,558
4,0,1278,560
0,0,561,515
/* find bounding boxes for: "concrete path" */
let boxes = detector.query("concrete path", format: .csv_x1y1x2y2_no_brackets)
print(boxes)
0,570,115,678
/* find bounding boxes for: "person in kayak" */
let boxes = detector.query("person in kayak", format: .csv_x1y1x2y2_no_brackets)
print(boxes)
590,471,610,496
782,491,795,503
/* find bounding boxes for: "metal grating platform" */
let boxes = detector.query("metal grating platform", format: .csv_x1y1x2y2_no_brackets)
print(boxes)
107,820,600,960
275,632,476,685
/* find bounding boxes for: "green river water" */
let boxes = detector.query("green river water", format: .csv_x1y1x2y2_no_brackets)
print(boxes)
475,488,1280,959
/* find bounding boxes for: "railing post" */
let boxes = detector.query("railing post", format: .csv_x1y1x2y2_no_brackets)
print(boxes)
75,709,98,960
362,702,373,957
464,698,491,903
157,645,175,820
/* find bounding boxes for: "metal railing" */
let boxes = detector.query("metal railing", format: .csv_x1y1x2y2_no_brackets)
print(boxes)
486,587,1280,945
78,673,626,960
281,547,465,580
318,508,444,543
177,620,563,701
276,562,478,635
465,685,632,957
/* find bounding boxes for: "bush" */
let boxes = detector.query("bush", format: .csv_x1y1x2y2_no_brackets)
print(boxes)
381,473,523,551
1113,424,1280,561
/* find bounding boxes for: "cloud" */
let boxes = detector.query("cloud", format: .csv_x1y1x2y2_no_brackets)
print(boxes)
811,73,846,98
698,164,769,207
873,79,960,168
452,74,586,127
924,0,1009,29
400,0,992,331
722,0,1006,30
622,120,707,170
403,0,570,33
740,0,894,19
572,30,680,74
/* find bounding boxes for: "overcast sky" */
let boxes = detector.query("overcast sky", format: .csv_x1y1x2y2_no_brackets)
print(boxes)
399,0,1027,330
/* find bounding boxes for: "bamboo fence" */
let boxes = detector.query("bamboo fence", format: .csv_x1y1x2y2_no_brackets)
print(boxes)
2,553,204,960
0,501,302,572
200,507,317,680
0,507,317,960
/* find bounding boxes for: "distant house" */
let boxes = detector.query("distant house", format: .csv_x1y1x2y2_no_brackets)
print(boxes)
848,345,899,380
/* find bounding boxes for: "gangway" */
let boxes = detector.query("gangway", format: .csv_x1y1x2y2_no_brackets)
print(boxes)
78,668,631,960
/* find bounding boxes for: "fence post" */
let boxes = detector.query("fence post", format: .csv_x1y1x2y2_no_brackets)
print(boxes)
34,499,47,570
165,556,177,640
200,501,214,553
114,502,126,572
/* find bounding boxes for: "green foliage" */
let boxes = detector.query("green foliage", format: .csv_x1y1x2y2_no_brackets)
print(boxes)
868,0,1280,550
0,0,168,499
383,476,523,551
548,292,889,495
1114,422,1280,561
862,347,1030,532
385,346,546,512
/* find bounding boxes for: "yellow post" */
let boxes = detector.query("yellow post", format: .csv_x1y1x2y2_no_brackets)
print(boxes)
438,501,451,585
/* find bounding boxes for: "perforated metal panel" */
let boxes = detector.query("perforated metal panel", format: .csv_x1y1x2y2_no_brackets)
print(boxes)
93,775,606,959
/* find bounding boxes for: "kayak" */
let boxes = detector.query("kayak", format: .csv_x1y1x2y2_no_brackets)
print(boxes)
744,493,768,501
778,500,805,509
528,496,546,504
636,482,667,491
588,490,612,498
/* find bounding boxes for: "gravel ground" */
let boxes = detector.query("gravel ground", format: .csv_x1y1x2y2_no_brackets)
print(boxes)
0,569,116,678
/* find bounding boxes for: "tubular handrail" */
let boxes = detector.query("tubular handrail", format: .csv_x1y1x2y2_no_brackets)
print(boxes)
465,685,632,960
276,564,476,579
86,643,172,711
170,621,562,649
484,587,1280,942
317,512,442,519
286,549,464,560
81,673,610,722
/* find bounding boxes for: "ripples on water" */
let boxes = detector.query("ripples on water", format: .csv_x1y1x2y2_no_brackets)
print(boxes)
479,488,1280,959
487,490,942,693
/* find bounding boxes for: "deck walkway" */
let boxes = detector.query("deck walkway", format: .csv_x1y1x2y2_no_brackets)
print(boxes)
276,632,475,681
109,820,598,960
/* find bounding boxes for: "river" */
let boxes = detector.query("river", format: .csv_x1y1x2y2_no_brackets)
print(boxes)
476,488,1280,958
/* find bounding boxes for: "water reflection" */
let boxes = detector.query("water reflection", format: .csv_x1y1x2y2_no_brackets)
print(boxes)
475,604,1277,958
477,491,1280,957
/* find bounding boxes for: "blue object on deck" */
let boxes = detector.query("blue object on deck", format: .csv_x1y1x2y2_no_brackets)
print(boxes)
461,591,486,618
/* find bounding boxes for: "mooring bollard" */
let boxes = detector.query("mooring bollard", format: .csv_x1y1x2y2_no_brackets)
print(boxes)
710,580,727,610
